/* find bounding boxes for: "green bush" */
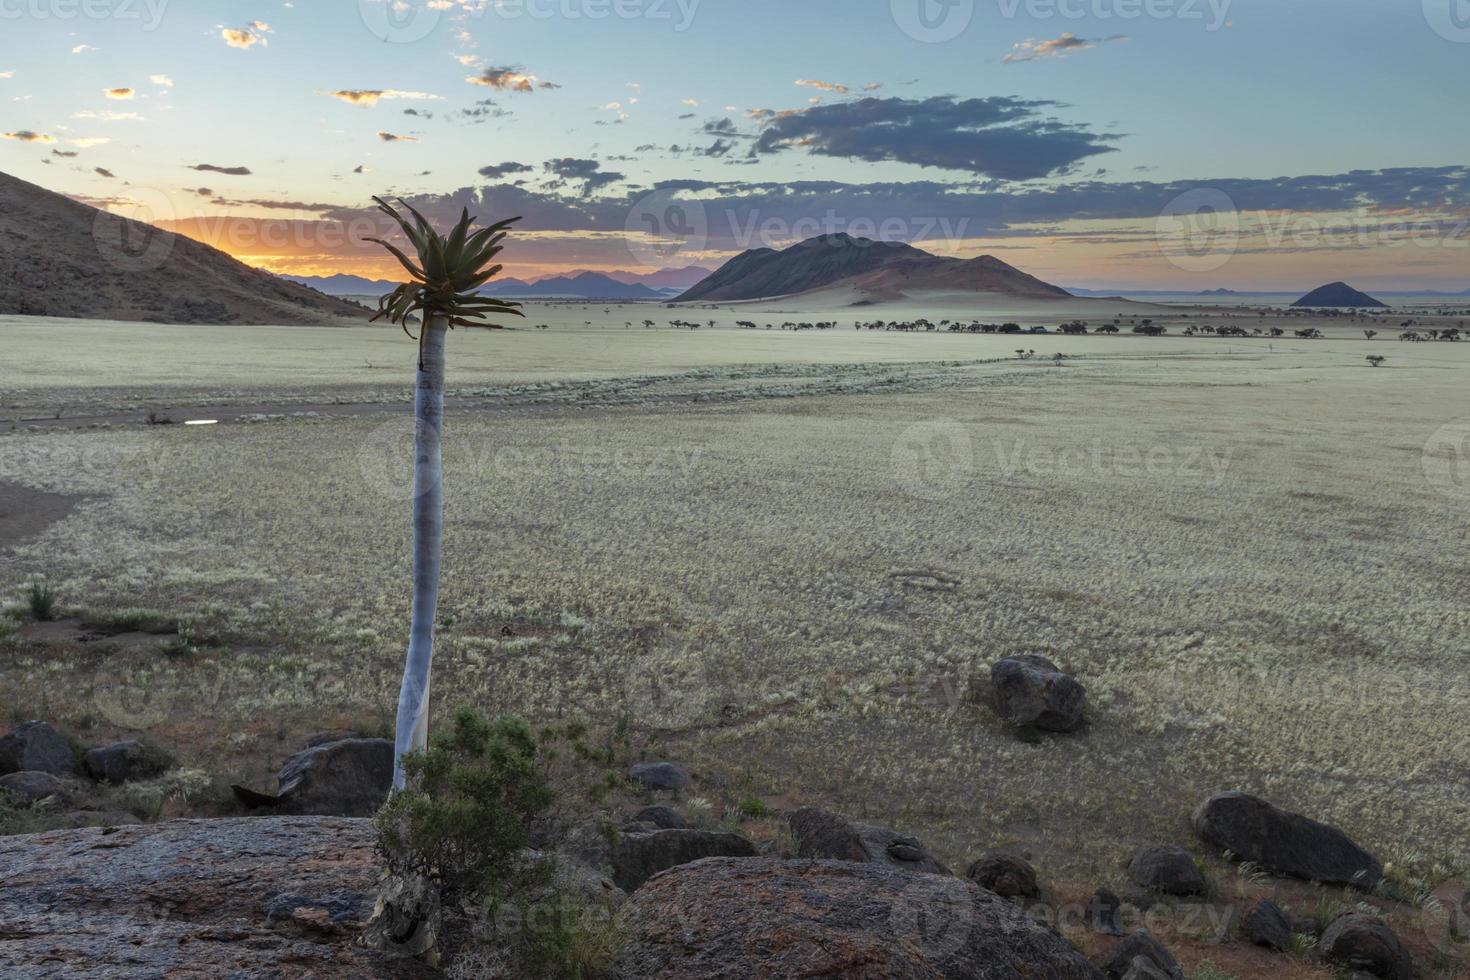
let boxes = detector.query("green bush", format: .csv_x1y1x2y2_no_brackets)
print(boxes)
375,708,555,896
26,581,55,622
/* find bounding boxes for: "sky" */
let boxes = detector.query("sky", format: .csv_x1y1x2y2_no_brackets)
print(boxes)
0,0,1467,289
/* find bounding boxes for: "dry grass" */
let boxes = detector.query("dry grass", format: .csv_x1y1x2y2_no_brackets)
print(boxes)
2,310,1469,972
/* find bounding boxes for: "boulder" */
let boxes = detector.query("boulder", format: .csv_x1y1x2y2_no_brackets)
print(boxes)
632,805,687,829
614,857,1104,979
1241,899,1291,950
610,828,757,891
232,738,392,817
0,816,432,976
0,771,69,807
990,655,1085,732
788,806,950,875
1192,791,1381,889
1319,914,1412,980
1098,929,1183,979
1086,888,1125,936
964,852,1040,900
0,721,77,777
82,739,173,784
627,761,688,792
1127,845,1208,896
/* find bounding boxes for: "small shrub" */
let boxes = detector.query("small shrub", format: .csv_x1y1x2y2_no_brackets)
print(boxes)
1190,963,1238,980
26,581,55,622
738,796,771,819
375,708,555,896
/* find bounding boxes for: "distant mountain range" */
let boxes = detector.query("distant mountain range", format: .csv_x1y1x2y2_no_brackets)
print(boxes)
0,171,367,325
676,234,1070,304
1291,282,1387,308
281,266,713,301
1068,286,1470,298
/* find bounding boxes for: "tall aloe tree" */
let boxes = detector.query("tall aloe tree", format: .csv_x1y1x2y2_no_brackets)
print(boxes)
367,196,522,789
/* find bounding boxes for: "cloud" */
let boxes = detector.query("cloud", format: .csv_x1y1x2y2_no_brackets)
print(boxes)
51,149,79,158
105,87,135,100
2,130,54,143
190,163,252,175
70,137,110,148
150,74,173,87
94,167,116,178
1003,33,1128,63
72,110,142,121
71,44,97,54
466,66,554,93
543,157,624,196
0,71,13,79
796,79,849,94
221,22,272,49
478,161,533,180
377,131,420,142
329,89,442,107
751,95,1118,180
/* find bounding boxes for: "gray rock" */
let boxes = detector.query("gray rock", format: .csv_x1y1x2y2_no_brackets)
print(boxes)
1086,888,1125,936
82,740,173,784
0,721,77,777
1127,845,1208,896
1241,899,1291,950
632,805,687,829
787,806,949,875
610,828,757,891
1320,914,1413,980
964,852,1040,900
614,857,1104,979
627,761,688,792
1192,791,1381,889
233,738,392,817
1098,929,1183,979
0,771,69,807
990,655,1085,732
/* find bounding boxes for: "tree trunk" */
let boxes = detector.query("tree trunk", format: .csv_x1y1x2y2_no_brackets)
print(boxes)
393,314,447,790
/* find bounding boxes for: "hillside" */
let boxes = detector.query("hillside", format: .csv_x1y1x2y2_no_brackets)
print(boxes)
677,234,1071,304
0,171,369,325
1291,282,1387,308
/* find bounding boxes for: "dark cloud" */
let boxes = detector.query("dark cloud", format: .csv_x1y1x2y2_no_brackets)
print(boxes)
377,131,419,142
51,149,79,158
478,161,533,180
752,96,1118,180
467,66,556,93
190,163,252,176
94,167,115,178
543,157,624,196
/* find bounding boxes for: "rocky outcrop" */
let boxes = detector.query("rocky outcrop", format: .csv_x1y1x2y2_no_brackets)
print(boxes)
788,805,951,875
1241,898,1291,950
234,738,393,817
626,761,689,792
1320,914,1413,979
0,721,77,777
614,857,1103,979
82,740,173,784
631,805,687,829
0,771,70,807
0,816,433,977
1127,844,1208,896
1192,791,1382,889
990,655,1086,732
610,828,757,891
964,852,1040,900
1098,929,1184,979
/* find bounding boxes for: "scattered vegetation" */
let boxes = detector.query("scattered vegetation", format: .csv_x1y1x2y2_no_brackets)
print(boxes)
25,580,55,621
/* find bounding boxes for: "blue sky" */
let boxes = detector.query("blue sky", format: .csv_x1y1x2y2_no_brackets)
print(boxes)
1,0,1467,287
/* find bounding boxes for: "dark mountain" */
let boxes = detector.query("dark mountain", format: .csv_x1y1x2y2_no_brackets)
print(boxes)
0,171,368,324
481,271,663,300
1291,282,1387,308
601,266,715,290
278,273,396,295
676,234,1070,303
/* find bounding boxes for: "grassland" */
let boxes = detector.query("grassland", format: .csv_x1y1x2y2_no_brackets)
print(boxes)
3,302,1468,907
